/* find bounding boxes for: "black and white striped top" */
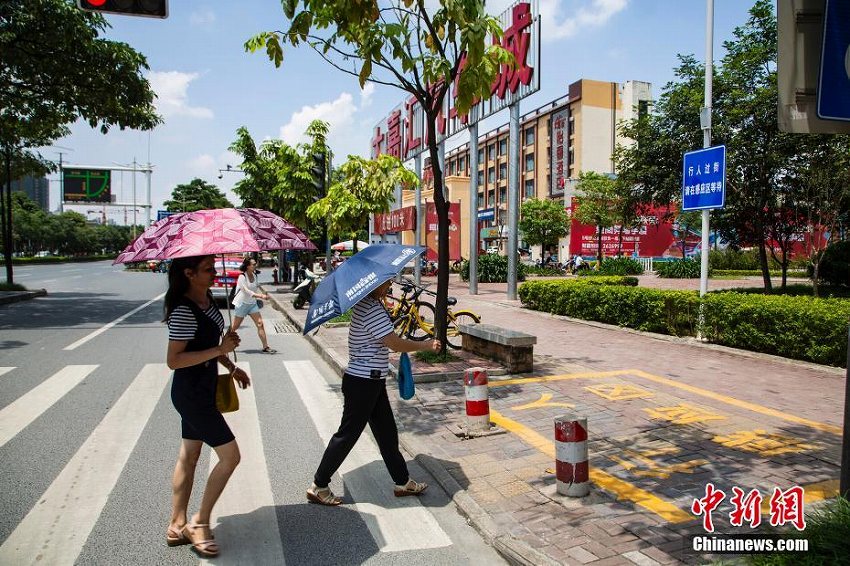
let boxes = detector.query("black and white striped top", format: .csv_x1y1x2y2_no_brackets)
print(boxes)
346,295,393,379
167,303,225,341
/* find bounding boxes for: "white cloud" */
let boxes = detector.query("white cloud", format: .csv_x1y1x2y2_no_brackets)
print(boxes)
190,8,216,27
541,0,628,40
185,154,216,177
360,83,376,109
148,71,214,119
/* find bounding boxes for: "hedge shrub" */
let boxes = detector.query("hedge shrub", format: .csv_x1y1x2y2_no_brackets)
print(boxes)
460,254,526,283
579,256,644,276
813,241,850,287
701,292,850,366
525,265,563,277
713,269,808,278
655,258,705,278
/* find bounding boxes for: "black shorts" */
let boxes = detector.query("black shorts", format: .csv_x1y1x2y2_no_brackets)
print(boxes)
171,374,235,448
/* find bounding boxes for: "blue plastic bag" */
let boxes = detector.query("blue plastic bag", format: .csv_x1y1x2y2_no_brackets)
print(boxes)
397,352,414,400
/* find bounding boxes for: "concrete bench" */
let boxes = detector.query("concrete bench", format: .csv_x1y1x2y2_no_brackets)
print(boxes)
459,323,536,373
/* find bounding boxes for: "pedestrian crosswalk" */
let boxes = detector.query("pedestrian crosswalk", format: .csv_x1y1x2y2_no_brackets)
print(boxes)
0,359,451,564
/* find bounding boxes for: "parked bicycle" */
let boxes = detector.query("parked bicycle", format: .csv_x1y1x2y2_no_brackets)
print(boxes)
387,280,481,349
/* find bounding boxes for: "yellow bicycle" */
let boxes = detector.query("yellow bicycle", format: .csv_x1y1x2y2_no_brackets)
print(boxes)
388,281,480,349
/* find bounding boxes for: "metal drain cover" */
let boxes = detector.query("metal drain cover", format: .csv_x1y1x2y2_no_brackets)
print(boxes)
272,321,299,334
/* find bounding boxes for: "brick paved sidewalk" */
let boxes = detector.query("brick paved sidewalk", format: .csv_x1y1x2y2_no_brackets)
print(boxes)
265,277,845,566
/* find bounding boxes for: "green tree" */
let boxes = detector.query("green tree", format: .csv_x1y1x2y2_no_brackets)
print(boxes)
0,0,160,282
307,155,418,251
518,198,569,251
163,178,233,213
247,0,512,349
573,171,621,262
674,210,702,259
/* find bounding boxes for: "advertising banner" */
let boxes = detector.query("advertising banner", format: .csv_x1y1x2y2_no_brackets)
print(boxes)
550,107,569,196
62,168,112,203
425,202,462,261
373,206,417,235
569,201,683,258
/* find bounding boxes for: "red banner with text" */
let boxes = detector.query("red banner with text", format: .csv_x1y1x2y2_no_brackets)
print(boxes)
425,202,462,261
569,201,683,257
373,206,416,235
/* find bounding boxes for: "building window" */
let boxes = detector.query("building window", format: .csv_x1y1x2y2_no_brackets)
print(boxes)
477,170,484,186
568,115,575,137
525,153,534,172
448,160,455,175
524,179,535,199
499,163,507,180
488,144,496,160
524,127,534,146
478,192,484,208
499,187,507,203
499,138,507,156
458,156,465,173
488,189,495,205
488,166,495,184
478,148,484,163
568,147,574,168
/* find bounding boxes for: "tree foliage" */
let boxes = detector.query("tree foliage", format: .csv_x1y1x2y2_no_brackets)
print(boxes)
247,0,514,349
573,171,621,261
163,178,233,213
518,198,569,249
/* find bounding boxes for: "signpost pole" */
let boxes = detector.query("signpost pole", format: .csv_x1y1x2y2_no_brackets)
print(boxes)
145,162,152,228
469,124,479,295
131,158,137,240
699,0,714,298
414,154,422,285
507,102,520,300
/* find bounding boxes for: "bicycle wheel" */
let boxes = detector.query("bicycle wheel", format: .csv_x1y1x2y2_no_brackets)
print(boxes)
393,313,412,338
408,301,436,340
446,311,481,349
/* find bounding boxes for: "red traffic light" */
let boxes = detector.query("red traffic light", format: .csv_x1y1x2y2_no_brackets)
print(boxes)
77,0,168,19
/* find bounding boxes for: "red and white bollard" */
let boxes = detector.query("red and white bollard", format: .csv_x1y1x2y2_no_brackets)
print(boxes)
464,367,490,433
555,416,589,497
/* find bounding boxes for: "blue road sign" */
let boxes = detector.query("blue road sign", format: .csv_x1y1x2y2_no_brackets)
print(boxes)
477,208,495,221
682,145,726,211
157,210,176,222
818,0,850,121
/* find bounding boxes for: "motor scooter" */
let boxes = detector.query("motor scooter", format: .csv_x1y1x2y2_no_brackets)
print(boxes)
292,268,322,309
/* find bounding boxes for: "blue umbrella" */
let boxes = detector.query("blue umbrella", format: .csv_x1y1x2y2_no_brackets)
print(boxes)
303,244,426,334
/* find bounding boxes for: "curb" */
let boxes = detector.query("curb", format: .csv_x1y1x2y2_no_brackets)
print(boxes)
0,289,47,305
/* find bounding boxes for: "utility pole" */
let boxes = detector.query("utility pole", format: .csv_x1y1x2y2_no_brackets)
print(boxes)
132,157,137,239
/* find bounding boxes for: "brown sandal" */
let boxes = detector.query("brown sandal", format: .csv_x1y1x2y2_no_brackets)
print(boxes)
166,525,189,547
394,479,428,497
182,522,219,557
306,485,342,506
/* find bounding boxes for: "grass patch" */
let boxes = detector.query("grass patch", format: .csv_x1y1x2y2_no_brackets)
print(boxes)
748,496,850,565
413,350,461,363
0,282,27,292
329,311,352,323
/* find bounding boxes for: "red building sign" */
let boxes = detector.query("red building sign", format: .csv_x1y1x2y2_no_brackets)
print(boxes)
569,202,681,258
425,202,462,261
373,206,417,235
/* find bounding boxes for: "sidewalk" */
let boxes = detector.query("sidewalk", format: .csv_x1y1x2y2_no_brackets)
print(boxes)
265,276,845,566
0,289,47,305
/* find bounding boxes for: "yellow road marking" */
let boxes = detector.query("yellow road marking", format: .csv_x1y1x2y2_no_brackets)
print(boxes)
758,480,840,513
489,409,694,523
510,393,574,411
491,369,841,436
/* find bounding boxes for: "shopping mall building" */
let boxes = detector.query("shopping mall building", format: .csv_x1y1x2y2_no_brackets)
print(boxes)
374,78,653,263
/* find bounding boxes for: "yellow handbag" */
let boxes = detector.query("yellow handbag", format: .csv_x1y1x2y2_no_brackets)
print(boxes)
216,352,239,414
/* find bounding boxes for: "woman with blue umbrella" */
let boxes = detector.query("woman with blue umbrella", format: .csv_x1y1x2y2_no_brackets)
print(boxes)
304,245,441,506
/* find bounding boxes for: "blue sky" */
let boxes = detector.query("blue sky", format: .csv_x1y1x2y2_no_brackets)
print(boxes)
46,0,764,223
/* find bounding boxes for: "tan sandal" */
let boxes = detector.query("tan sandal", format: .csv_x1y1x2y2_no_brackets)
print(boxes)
306,484,342,506
394,479,428,497
182,522,219,557
166,525,189,547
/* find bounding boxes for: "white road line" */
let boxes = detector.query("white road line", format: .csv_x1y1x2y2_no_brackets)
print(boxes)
40,279,57,283
0,364,169,566
0,365,98,449
203,363,287,565
68,275,83,280
63,292,165,351
284,360,451,552
0,367,14,379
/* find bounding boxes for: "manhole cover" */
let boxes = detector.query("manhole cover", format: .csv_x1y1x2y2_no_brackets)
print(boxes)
272,321,299,334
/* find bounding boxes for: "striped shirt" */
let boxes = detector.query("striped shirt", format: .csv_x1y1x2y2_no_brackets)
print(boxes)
346,295,394,379
167,303,225,341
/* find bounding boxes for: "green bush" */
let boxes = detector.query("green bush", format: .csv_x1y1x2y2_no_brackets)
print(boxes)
655,258,705,278
713,269,808,278
728,284,850,299
0,282,27,291
701,292,850,366
709,248,761,270
12,254,116,265
580,256,644,276
460,254,526,283
813,240,850,287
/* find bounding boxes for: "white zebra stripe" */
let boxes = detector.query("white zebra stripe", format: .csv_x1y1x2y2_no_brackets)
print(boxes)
0,367,15,379
202,363,287,565
0,364,169,566
0,365,98,449
63,292,165,351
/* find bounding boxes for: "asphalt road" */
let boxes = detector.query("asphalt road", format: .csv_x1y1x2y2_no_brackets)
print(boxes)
0,261,505,565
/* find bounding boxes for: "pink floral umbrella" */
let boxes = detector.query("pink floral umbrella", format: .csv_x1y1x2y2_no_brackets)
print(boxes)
113,207,317,264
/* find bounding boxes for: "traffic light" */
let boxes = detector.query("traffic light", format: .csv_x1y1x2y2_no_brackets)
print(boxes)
311,152,326,201
77,0,168,19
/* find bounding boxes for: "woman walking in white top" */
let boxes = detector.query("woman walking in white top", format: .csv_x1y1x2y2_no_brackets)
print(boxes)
230,257,276,354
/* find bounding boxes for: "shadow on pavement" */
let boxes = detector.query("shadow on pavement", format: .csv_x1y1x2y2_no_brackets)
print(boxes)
0,292,164,330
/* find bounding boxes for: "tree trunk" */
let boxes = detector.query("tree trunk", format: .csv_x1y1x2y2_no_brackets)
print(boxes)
426,112,449,354
3,148,13,285
781,246,788,290
812,259,821,298
596,222,603,263
757,238,772,292
617,225,624,256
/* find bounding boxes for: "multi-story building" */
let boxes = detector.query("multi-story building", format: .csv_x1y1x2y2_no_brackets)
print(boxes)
11,175,50,212
396,78,652,262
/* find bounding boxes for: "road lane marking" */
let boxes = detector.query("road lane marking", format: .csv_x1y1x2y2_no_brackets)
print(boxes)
0,364,168,566
285,360,452,552
40,279,57,283
488,409,694,523
63,292,166,351
0,365,98,448
204,363,287,566
0,367,14,379
491,369,842,436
